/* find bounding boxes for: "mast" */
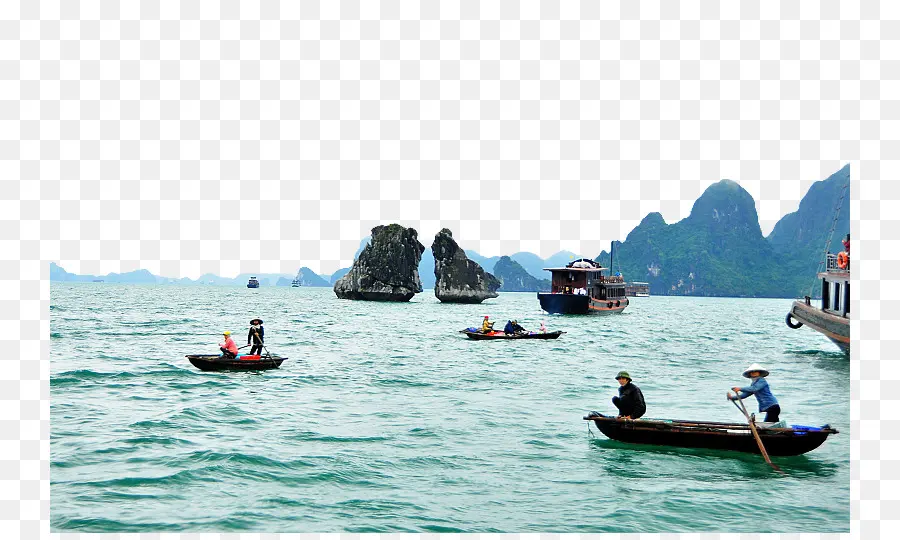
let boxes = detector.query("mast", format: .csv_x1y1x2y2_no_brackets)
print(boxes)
610,240,615,276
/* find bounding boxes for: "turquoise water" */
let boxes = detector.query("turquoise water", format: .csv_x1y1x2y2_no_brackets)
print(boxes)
50,284,849,532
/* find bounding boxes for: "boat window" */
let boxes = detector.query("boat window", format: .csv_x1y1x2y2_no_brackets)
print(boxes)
843,283,850,316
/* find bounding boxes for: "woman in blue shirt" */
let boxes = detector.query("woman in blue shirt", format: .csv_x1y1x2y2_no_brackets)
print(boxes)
728,363,780,422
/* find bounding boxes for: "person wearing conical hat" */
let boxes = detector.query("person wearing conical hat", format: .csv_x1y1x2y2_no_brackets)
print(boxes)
219,331,238,358
612,371,646,420
248,318,265,356
728,363,780,422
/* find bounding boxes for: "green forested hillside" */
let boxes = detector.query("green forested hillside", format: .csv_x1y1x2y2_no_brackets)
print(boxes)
596,166,850,298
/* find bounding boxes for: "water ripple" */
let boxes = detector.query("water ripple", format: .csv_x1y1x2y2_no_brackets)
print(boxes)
51,284,850,533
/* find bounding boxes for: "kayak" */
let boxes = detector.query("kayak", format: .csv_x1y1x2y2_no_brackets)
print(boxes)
459,330,565,340
584,412,838,456
185,354,287,371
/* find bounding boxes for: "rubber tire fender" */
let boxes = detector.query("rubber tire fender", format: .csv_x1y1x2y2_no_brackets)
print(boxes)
785,312,803,329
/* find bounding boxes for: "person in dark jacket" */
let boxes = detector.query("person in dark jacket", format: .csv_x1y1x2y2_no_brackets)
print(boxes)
612,371,646,419
503,320,526,334
248,318,265,355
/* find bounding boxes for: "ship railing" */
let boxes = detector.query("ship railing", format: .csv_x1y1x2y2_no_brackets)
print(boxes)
825,253,850,273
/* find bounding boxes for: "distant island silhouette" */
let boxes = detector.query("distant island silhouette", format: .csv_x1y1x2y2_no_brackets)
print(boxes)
51,165,849,298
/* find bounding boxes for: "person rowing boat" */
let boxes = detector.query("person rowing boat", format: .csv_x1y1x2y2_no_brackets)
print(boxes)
727,363,781,422
248,318,265,356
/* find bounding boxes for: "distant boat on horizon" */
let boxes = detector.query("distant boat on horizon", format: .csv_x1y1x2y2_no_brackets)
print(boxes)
247,276,260,289
291,270,302,287
92,279,104,283
625,282,650,297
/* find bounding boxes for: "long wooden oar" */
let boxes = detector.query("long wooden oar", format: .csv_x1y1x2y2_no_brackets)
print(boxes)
730,392,784,474
252,330,277,366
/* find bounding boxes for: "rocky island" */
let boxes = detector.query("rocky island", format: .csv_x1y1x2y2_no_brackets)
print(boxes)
493,256,551,292
333,224,426,301
432,228,500,303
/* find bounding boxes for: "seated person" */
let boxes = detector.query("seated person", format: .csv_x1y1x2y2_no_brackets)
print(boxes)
505,320,526,334
612,371,646,419
480,316,494,333
219,331,238,359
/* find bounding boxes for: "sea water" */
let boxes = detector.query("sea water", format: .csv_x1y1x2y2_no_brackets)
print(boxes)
50,284,849,532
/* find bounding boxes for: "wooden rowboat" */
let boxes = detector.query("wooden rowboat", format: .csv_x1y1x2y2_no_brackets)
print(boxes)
185,354,287,371
459,330,565,340
584,413,837,456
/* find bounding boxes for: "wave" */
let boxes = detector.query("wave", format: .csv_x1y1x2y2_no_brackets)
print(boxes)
51,368,196,387
117,318,197,327
373,378,432,388
122,435,195,447
180,450,316,470
69,468,213,489
286,432,391,444
52,516,171,532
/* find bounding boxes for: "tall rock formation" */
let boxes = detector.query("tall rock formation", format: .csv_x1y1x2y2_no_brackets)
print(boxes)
598,179,783,297
767,165,850,254
493,256,552,292
333,224,426,301
431,229,500,303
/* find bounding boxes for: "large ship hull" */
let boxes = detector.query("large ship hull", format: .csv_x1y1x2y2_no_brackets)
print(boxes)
538,293,628,315
788,300,849,353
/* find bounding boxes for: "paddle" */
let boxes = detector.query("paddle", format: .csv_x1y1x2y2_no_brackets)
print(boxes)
730,392,784,474
252,330,274,361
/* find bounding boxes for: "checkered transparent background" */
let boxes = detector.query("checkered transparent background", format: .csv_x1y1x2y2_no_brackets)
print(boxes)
4,0,893,538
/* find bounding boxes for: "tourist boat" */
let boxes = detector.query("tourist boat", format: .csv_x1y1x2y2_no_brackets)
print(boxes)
537,243,629,314
247,276,260,288
786,255,851,353
291,270,302,287
625,282,650,297
785,251,850,354
584,413,838,456
459,330,565,340
185,354,286,371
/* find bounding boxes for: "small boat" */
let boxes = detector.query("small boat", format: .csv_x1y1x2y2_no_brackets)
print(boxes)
537,243,629,315
247,276,260,288
584,413,838,457
185,354,286,371
459,329,565,340
625,282,650,297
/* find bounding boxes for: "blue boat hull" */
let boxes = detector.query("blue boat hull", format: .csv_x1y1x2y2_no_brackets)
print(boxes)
537,293,628,314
